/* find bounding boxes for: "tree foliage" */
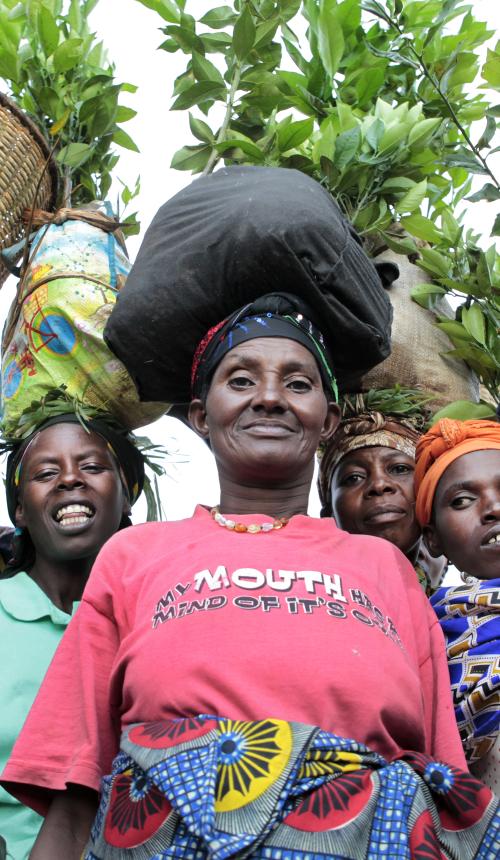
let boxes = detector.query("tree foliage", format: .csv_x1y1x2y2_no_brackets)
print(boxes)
0,0,140,230
137,0,499,406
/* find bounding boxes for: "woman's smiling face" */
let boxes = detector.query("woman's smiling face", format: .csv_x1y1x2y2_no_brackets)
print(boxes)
15,423,130,565
330,445,421,560
424,449,500,580
189,337,340,487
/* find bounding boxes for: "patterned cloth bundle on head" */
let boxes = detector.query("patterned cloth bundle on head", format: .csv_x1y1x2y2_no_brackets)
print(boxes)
85,715,499,859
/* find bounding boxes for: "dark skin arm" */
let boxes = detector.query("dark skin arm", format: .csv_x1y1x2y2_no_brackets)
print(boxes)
30,786,98,859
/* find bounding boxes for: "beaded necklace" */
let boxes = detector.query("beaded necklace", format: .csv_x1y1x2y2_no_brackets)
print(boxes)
210,506,289,534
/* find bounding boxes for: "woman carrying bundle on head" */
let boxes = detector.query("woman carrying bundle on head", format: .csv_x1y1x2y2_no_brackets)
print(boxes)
0,408,146,860
1,294,498,859
317,393,447,594
415,418,500,793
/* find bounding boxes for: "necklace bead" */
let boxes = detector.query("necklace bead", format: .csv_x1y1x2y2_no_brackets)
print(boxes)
210,506,289,534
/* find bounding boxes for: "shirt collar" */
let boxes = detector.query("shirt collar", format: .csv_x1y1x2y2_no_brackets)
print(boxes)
0,572,79,624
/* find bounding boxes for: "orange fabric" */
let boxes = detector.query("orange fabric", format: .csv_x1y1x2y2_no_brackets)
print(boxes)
414,418,500,526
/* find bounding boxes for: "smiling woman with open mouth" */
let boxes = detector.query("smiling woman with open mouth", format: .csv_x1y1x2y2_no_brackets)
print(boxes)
0,413,145,859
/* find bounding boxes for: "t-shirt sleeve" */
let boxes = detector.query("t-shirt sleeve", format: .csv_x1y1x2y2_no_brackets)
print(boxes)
419,600,468,771
0,573,120,816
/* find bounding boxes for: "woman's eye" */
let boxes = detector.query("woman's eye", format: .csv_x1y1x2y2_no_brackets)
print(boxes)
82,463,106,473
229,375,254,389
450,494,474,509
287,378,312,392
33,469,58,481
391,464,414,476
340,473,364,487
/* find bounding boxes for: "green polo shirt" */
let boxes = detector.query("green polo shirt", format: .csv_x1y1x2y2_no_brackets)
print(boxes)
0,572,78,860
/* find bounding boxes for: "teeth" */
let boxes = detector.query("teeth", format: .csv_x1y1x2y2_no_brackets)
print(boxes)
56,504,93,522
60,516,89,528
486,534,500,545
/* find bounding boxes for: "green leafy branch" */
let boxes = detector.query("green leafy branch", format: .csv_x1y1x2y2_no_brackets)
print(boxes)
0,0,140,228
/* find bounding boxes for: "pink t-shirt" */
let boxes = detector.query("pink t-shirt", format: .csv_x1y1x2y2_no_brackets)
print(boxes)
2,506,466,814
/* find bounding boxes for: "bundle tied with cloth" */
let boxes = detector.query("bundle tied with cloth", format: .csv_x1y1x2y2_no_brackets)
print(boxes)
104,166,396,407
1,202,168,436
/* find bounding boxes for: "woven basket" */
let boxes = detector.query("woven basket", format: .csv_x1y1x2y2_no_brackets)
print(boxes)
0,92,58,287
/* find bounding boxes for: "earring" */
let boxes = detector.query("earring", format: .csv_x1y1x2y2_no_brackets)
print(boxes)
14,527,24,537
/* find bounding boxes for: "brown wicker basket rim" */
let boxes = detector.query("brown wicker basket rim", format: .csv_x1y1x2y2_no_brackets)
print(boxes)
0,91,59,209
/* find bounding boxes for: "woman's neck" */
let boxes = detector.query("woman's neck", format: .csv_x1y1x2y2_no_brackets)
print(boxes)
218,479,311,519
27,557,94,614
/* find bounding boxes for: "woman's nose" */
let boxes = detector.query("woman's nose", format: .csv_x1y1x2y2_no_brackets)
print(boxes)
481,491,500,522
365,469,396,496
251,377,287,410
57,464,85,488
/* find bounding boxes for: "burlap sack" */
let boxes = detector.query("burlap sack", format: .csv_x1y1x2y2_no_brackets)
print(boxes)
353,251,479,409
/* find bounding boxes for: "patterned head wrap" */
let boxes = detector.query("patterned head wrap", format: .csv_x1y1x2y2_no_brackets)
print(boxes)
414,418,500,527
5,413,145,525
191,292,338,401
318,412,421,517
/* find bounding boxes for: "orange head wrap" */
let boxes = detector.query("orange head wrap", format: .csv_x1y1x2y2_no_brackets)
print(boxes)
414,418,500,526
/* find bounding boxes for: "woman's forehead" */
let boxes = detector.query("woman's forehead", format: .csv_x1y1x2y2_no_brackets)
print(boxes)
25,423,110,462
437,448,500,491
216,337,320,370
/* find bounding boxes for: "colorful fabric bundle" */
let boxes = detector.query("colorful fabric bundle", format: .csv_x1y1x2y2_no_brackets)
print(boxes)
415,418,500,526
431,580,500,764
1,206,168,435
86,715,499,859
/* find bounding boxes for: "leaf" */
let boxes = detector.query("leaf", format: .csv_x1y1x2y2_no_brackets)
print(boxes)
37,86,60,118
407,117,441,148
476,115,497,150
401,214,444,245
189,112,214,142
482,47,500,88
200,5,236,29
277,117,314,152
115,106,137,123
214,137,264,160
170,143,211,171
171,80,225,110
38,5,59,57
432,401,496,422
394,179,428,214
466,182,500,203
233,6,256,61
57,142,92,168
191,51,224,85
333,125,361,170
317,0,345,78
380,177,417,194
417,247,451,279
49,108,70,136
134,0,180,23
410,282,447,310
53,38,83,72
491,212,500,237
436,320,472,342
113,128,140,152
462,304,486,345
380,232,419,256
443,148,489,175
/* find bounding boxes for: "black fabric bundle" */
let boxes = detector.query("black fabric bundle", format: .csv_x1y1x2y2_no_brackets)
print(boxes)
104,166,395,404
